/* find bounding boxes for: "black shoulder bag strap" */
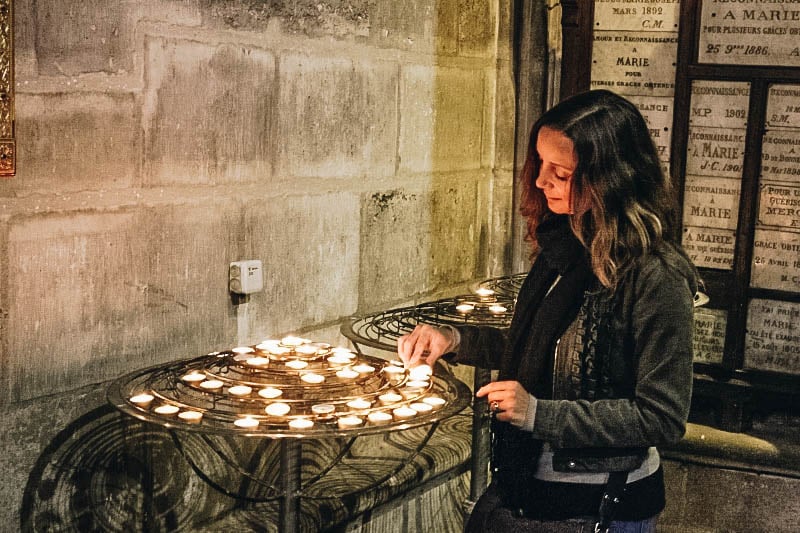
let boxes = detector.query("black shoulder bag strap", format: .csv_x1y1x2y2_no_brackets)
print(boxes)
594,471,628,533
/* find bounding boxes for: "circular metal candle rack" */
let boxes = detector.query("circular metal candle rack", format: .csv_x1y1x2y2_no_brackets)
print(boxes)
342,274,526,353
108,337,472,532
109,341,470,437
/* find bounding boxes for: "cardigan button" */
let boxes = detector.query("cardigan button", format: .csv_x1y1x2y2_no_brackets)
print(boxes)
567,461,577,469
514,508,524,518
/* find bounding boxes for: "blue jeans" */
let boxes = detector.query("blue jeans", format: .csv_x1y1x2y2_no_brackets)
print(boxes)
607,516,658,533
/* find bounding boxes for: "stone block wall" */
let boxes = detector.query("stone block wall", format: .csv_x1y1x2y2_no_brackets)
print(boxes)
0,0,518,526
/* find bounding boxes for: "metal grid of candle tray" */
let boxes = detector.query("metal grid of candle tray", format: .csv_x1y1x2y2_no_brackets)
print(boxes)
341,273,526,353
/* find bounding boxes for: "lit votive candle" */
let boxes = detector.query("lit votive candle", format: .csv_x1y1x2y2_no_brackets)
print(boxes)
130,393,154,409
258,387,283,399
456,303,475,313
489,304,508,314
331,347,356,357
232,346,255,354
265,402,291,417
346,398,372,411
285,359,309,370
408,364,432,381
228,385,253,397
392,406,417,421
382,365,406,383
295,344,319,357
288,418,314,430
301,372,325,384
336,368,359,380
268,346,291,357
246,356,270,367
256,340,280,351
422,396,446,410
327,354,352,366
312,403,336,416
406,380,430,389
200,379,224,392
337,415,364,429
367,411,393,425
353,363,375,374
281,335,306,347
178,410,203,424
182,371,206,383
378,392,403,406
234,416,259,429
410,402,433,414
475,287,495,300
154,404,180,416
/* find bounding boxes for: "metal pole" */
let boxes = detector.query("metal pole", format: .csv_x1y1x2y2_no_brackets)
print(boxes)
279,439,301,533
469,367,492,505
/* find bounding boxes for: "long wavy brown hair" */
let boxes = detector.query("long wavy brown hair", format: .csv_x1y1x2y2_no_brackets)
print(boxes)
520,90,679,288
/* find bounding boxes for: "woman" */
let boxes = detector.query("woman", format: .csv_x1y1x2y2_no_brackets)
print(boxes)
398,90,698,532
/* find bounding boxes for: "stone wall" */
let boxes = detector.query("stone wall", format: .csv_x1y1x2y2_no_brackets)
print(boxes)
0,0,518,526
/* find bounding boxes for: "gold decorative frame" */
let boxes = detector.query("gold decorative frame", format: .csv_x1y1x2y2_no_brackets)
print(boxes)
0,0,13,177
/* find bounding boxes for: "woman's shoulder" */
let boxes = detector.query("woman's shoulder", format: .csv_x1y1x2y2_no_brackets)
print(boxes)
632,241,698,295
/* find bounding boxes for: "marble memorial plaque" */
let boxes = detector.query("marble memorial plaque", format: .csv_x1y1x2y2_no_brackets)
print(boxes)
745,298,800,375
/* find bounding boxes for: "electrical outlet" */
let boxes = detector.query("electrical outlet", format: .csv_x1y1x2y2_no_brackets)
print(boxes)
229,260,264,294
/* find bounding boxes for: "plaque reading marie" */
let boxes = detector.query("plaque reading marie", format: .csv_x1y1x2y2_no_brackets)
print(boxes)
699,0,800,67
693,308,727,364
745,299,800,375
681,81,749,269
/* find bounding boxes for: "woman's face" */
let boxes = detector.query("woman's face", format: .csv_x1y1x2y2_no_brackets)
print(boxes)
535,126,578,215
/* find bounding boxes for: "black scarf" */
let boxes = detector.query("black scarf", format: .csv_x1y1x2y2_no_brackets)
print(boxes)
493,215,596,503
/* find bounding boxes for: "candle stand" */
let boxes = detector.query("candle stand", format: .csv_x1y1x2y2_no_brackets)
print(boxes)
340,275,524,506
108,338,471,533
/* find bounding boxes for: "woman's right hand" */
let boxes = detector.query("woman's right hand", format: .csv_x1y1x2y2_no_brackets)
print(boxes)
397,324,456,368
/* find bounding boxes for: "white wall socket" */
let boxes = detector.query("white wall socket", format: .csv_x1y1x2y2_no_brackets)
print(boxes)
229,259,264,294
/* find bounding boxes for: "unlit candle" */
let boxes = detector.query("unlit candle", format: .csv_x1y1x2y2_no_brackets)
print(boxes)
337,415,363,429
336,368,359,379
288,418,314,430
154,404,180,416
178,410,203,423
285,359,308,370
301,373,324,384
392,406,416,420
265,402,291,416
228,385,253,397
130,393,154,408
234,416,259,429
367,411,393,425
258,387,283,399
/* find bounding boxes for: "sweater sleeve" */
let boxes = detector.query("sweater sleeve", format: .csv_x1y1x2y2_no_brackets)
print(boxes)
445,324,508,370
531,257,695,448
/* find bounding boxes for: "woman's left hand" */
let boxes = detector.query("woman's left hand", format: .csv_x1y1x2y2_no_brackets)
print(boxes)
476,380,531,427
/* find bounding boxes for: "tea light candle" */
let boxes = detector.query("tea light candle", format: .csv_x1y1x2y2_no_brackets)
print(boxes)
475,287,495,300
234,416,260,429
408,364,432,381
456,303,475,313
378,392,403,405
258,387,283,399
228,385,253,397
406,380,430,389
392,406,417,420
422,396,446,410
367,411,393,425
232,346,255,354
182,371,206,383
312,403,336,416
295,344,319,357
382,365,406,382
154,404,180,416
301,372,324,384
265,402,291,416
353,363,375,374
336,368,359,380
410,402,433,414
337,415,363,429
327,354,352,366
199,379,224,392
346,398,372,411
130,393,154,408
268,346,291,357
489,304,508,313
331,347,355,357
256,340,280,351
245,356,270,367
178,410,203,423
285,359,309,370
281,335,306,347
288,418,314,430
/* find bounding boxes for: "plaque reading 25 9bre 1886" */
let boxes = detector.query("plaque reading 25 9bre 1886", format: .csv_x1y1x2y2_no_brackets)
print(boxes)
699,0,800,67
